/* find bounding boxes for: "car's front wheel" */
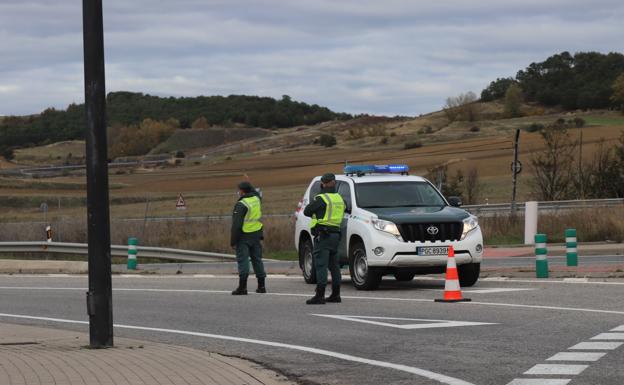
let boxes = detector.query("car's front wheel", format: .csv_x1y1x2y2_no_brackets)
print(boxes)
349,241,382,290
300,237,316,284
458,262,480,287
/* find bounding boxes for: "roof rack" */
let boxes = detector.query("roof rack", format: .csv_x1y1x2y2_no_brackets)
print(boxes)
344,164,410,177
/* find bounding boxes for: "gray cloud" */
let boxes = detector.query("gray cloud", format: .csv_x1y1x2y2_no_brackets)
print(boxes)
1,0,623,116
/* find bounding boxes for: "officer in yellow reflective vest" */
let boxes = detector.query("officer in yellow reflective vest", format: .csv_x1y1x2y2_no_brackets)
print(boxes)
231,181,266,295
303,173,345,304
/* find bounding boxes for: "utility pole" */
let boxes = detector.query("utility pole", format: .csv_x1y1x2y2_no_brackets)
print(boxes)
82,0,113,348
511,129,522,214
579,130,583,199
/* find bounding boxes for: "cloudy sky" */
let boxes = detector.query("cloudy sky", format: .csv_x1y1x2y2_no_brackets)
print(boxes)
1,0,623,116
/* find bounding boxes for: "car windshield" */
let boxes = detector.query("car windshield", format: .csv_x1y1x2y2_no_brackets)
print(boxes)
355,181,446,208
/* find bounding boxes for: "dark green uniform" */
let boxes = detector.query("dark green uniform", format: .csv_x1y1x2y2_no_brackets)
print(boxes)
231,192,266,280
303,181,345,304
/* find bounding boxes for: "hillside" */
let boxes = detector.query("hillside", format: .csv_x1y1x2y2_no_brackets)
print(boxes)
0,92,351,154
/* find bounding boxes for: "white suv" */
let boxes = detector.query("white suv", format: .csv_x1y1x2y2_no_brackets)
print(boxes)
294,165,483,290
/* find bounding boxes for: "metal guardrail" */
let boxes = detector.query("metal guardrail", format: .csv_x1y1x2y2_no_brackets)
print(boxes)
464,198,624,215
0,242,235,262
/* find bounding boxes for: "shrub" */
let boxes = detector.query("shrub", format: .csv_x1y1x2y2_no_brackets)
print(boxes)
319,134,337,147
525,123,544,132
1,147,14,160
404,141,423,150
574,117,585,128
380,137,389,145
469,126,480,132
175,150,185,158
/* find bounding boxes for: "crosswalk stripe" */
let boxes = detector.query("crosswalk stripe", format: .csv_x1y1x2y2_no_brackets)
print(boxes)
507,380,570,385
524,364,588,375
546,352,605,361
591,333,624,340
569,341,623,350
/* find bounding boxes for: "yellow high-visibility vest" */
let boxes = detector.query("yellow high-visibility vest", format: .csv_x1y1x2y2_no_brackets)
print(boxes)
240,196,263,233
310,193,345,229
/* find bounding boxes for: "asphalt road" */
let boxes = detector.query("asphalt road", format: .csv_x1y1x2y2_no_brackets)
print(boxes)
0,273,623,385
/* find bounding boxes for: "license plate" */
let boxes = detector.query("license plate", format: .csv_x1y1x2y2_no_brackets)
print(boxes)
417,246,449,256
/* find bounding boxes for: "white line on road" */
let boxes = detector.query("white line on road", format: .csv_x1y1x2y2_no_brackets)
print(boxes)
507,380,570,385
523,364,588,375
546,352,606,361
312,314,496,330
569,342,623,350
0,312,476,385
611,325,624,332
590,333,624,340
2,286,624,316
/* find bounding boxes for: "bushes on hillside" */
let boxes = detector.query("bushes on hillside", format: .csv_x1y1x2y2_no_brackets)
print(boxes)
318,134,337,147
404,141,423,150
108,118,179,158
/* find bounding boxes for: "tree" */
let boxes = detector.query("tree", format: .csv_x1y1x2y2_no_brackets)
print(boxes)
443,92,480,122
503,84,523,118
481,78,516,101
318,134,337,147
611,73,624,112
530,125,578,201
464,167,482,204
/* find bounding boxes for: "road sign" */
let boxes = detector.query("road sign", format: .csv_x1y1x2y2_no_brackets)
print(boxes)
511,160,523,175
176,194,186,210
312,315,496,330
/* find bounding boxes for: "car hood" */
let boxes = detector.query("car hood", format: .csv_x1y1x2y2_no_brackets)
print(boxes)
364,206,470,224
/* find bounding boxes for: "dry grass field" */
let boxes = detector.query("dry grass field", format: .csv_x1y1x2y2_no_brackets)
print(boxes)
1,107,623,257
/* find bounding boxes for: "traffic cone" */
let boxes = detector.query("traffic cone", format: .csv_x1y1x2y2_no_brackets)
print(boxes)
435,246,471,303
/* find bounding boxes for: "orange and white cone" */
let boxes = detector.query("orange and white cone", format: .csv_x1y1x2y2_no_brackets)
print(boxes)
435,246,471,303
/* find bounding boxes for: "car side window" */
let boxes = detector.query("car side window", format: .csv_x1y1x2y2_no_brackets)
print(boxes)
337,182,352,212
308,181,321,200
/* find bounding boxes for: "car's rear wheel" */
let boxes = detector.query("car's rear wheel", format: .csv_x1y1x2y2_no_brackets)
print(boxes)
394,271,415,282
349,241,381,290
458,262,480,287
300,237,316,284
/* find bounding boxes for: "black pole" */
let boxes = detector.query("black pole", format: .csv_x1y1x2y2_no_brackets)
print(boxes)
82,0,113,348
511,129,520,214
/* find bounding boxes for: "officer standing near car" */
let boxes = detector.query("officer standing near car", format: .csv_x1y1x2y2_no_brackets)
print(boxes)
303,173,345,304
231,181,267,295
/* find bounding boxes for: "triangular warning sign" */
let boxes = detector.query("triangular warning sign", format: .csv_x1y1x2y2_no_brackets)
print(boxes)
176,193,186,210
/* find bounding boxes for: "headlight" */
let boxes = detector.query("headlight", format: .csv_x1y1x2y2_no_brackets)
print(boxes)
461,215,479,240
371,219,401,237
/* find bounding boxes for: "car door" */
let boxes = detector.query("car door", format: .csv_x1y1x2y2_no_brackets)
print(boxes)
336,181,353,263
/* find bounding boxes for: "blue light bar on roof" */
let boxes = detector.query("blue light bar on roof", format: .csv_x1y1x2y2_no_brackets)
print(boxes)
344,164,409,175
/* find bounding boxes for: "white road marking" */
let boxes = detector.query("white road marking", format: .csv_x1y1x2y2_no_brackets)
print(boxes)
46,274,71,277
524,364,588,375
562,278,589,283
1,285,624,316
0,312,475,385
569,342,623,350
479,278,624,286
611,325,624,332
507,380,570,385
546,352,606,361
421,288,533,294
591,333,624,340
482,277,509,281
312,315,496,330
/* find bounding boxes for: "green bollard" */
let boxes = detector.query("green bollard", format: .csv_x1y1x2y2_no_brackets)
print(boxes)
128,237,138,270
535,233,548,278
565,228,578,267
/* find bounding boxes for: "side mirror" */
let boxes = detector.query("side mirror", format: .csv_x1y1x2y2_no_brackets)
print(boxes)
447,196,462,207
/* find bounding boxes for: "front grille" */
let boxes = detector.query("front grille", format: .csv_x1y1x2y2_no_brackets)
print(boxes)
397,222,463,243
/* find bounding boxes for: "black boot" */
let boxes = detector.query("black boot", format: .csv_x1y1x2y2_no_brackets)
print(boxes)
326,285,341,303
256,277,266,293
232,276,248,295
306,286,326,305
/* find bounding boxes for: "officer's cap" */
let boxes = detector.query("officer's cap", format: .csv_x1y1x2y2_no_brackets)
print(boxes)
238,181,254,192
321,173,336,183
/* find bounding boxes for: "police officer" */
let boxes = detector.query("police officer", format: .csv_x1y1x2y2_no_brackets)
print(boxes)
231,181,267,295
303,173,345,305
